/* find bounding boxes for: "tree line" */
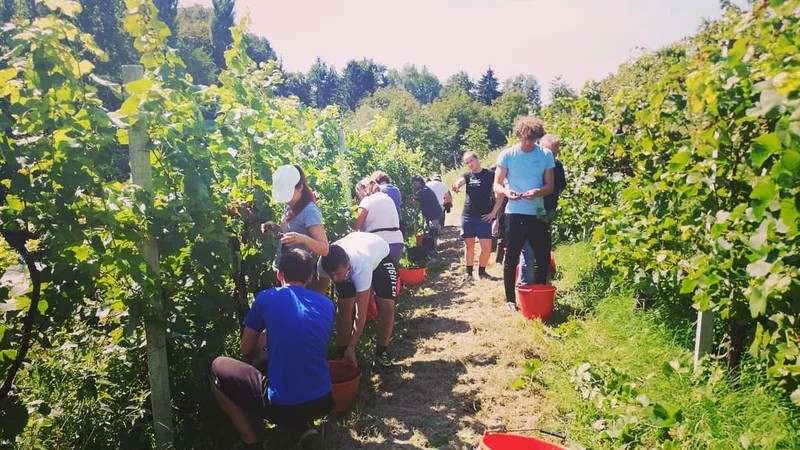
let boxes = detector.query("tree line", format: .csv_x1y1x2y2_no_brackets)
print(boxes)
0,0,579,170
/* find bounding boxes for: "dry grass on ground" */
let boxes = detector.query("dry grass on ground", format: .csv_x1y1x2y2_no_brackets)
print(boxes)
313,226,567,449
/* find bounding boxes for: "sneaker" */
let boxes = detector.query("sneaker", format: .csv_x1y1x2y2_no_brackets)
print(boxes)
462,273,473,283
505,302,517,311
298,429,321,450
375,352,394,368
479,272,500,281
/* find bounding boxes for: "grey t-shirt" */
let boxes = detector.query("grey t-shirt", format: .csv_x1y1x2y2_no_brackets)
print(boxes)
273,202,324,269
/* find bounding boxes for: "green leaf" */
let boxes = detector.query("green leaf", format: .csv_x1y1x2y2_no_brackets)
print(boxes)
4,194,23,211
37,299,48,315
727,39,746,65
751,133,781,168
748,286,767,318
43,0,82,17
125,78,153,95
668,150,692,171
750,180,776,203
680,278,697,294
0,68,17,84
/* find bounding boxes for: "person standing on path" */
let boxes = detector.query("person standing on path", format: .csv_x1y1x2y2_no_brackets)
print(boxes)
427,175,452,227
209,249,334,450
411,175,444,262
262,165,330,271
493,117,555,310
316,232,398,368
354,177,404,266
452,151,504,282
371,170,404,235
519,134,567,285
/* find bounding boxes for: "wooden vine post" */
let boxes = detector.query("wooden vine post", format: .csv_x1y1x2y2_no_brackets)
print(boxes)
122,65,174,449
694,310,715,370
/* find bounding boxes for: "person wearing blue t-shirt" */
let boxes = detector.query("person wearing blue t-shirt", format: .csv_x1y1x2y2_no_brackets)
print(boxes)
209,248,334,450
494,117,555,310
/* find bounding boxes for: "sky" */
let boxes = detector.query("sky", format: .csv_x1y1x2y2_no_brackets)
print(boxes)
179,0,738,93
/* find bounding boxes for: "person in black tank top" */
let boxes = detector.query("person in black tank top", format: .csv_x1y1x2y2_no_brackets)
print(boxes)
452,151,505,282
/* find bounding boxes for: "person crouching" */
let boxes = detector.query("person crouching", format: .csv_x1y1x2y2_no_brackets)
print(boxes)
209,248,334,450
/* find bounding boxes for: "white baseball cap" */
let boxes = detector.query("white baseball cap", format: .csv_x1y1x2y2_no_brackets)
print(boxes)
271,165,301,203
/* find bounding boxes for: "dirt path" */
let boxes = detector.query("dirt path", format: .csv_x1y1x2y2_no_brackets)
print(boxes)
324,226,556,449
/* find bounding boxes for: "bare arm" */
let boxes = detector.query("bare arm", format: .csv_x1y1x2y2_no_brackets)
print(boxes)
304,224,329,256
240,327,261,361
452,177,467,193
354,208,368,232
348,290,371,350
494,166,513,198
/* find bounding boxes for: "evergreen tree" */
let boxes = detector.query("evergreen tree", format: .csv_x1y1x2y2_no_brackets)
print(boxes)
243,33,277,66
339,59,388,110
279,71,312,105
211,0,235,69
2,0,15,22
307,57,340,108
153,0,178,45
476,67,501,105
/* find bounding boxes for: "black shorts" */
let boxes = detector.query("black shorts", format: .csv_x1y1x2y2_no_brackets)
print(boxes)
210,356,333,429
333,256,397,301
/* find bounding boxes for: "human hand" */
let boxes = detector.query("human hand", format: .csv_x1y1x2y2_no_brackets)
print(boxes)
451,184,460,193
482,211,497,222
261,221,278,233
521,189,537,200
343,346,357,367
280,232,306,246
506,189,521,200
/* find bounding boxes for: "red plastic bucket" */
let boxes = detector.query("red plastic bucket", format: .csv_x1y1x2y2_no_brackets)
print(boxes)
516,284,556,320
549,251,556,274
329,360,361,413
415,234,424,246
396,277,402,296
399,267,426,285
480,433,566,450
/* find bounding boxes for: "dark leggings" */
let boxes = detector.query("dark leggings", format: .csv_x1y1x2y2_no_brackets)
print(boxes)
503,214,551,303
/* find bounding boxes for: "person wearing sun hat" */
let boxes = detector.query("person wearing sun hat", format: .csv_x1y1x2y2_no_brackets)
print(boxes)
262,164,330,273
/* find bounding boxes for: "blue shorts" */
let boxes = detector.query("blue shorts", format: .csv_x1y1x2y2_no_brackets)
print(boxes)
461,215,493,239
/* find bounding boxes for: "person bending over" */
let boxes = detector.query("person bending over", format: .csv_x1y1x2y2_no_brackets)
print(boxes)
411,175,444,262
316,232,398,368
209,248,334,450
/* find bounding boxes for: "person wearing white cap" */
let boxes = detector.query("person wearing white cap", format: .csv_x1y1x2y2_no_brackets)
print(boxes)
262,165,330,272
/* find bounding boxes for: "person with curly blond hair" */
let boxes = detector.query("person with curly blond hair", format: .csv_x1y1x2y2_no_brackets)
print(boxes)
355,177,404,265
493,117,555,310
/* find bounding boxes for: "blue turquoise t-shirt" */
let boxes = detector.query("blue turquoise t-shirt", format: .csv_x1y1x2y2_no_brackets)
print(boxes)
496,144,555,216
243,286,334,406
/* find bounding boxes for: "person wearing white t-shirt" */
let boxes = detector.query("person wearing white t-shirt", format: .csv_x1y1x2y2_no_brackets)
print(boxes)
427,176,452,226
354,178,404,265
316,232,398,368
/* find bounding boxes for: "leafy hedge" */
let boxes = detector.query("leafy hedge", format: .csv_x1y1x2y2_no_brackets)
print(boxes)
0,1,425,448
549,0,798,402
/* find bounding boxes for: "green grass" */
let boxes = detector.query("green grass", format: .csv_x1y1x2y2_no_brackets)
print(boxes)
534,243,800,450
